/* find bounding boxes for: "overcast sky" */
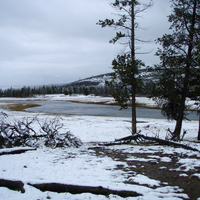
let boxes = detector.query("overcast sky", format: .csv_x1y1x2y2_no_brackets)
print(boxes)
0,0,172,88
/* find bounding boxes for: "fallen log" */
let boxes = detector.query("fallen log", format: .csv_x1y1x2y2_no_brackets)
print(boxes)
28,182,141,198
98,140,132,146
100,133,199,152
139,134,199,151
0,147,36,156
0,179,25,193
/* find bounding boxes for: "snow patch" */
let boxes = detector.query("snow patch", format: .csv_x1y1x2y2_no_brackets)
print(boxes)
128,174,161,187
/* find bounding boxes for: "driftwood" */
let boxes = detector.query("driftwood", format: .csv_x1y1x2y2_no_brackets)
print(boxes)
0,147,36,156
0,179,25,193
28,182,141,198
99,133,200,152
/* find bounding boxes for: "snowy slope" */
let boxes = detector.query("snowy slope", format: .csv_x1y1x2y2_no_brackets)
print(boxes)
64,74,112,88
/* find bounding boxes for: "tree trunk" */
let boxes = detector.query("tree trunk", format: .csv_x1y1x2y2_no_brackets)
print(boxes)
172,99,185,140
198,112,200,140
131,2,136,134
132,85,136,134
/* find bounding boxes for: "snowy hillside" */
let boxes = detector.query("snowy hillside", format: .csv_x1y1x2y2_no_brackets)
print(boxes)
64,73,112,88
64,69,151,89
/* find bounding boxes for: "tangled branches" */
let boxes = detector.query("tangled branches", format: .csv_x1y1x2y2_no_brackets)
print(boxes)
0,112,82,149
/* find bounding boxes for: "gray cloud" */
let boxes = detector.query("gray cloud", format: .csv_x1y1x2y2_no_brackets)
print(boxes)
0,0,171,88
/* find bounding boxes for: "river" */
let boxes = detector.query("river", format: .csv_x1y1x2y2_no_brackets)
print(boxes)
14,100,199,120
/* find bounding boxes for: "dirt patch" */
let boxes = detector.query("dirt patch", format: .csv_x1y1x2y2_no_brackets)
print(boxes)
89,146,200,200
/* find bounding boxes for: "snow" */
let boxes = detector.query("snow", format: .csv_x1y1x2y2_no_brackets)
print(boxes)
0,95,199,199
0,147,35,154
175,158,200,172
193,174,200,179
160,157,172,162
128,174,161,187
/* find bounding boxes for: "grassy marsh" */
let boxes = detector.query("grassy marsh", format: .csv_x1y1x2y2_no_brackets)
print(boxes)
0,102,41,112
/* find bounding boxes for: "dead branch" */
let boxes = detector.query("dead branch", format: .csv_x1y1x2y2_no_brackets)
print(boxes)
28,182,141,198
0,147,36,156
100,133,199,152
0,113,82,149
99,140,132,146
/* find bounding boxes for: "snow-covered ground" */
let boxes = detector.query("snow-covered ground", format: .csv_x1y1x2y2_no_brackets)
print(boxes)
0,96,199,200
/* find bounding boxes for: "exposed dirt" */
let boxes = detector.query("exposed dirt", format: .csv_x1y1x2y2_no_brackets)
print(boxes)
89,145,200,200
0,143,199,199
0,102,41,111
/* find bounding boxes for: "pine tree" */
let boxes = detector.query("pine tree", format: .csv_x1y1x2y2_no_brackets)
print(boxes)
97,0,152,133
152,0,200,140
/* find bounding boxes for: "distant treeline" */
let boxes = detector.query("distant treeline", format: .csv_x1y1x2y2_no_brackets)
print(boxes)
0,79,154,98
0,85,114,97
0,85,63,98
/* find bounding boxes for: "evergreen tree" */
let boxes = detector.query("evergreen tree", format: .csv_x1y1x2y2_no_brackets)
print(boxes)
97,0,152,133
106,54,144,109
152,0,200,140
68,88,73,95
83,87,89,96
0,89,3,97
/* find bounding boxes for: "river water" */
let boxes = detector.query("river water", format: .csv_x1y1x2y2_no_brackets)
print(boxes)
16,100,199,120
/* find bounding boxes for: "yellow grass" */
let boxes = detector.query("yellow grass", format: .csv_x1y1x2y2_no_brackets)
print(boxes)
0,103,41,112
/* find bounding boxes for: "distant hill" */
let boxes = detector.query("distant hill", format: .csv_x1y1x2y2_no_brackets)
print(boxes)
61,69,154,96
63,68,152,88
63,73,112,88
49,67,153,90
